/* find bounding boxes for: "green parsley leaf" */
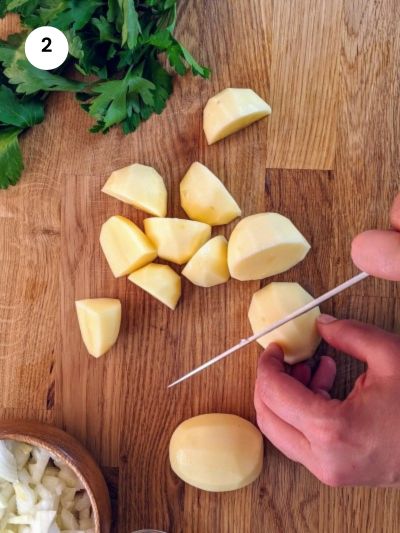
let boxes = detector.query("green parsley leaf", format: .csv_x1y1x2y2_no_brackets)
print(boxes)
51,0,102,31
0,84,44,127
0,33,85,94
6,59,85,94
120,0,141,49
0,126,24,188
5,0,31,10
147,29,172,49
88,78,128,130
92,15,119,43
64,29,84,60
167,42,186,75
178,42,210,78
82,69,157,132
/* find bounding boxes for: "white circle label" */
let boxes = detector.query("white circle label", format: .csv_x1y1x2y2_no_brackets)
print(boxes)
24,26,69,71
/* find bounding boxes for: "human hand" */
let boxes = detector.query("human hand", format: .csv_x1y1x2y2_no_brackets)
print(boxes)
254,317,400,487
352,193,400,280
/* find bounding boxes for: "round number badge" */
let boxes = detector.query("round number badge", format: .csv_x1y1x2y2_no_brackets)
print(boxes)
24,26,69,71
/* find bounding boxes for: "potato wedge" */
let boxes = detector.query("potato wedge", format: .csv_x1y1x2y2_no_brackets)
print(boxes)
75,299,121,358
128,263,181,310
182,236,229,287
248,282,321,364
144,218,211,265
180,162,241,225
100,215,157,277
102,163,167,217
228,213,310,280
203,88,271,144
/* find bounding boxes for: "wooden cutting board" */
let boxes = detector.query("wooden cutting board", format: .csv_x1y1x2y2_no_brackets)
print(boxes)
1,1,400,531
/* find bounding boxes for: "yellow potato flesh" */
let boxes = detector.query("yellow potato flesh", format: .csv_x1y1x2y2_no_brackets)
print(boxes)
169,414,263,492
128,263,181,310
182,236,230,287
180,162,241,225
203,88,272,144
100,216,157,278
75,299,121,358
102,163,167,217
228,213,311,281
248,282,321,364
144,218,211,265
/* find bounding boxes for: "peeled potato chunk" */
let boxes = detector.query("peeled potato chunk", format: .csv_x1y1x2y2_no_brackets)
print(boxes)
169,414,263,492
75,299,121,358
100,215,157,278
248,282,321,364
144,218,211,265
180,162,241,225
182,236,230,287
102,163,167,217
128,263,181,310
228,213,310,281
203,88,272,144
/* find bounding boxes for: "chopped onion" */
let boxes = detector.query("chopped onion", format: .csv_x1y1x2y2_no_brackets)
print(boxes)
0,439,94,533
0,441,18,483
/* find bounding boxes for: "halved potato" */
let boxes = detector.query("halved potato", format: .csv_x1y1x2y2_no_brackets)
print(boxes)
100,215,157,277
102,163,167,217
169,413,263,492
180,162,241,225
203,88,272,144
182,236,230,287
128,263,181,310
75,298,121,358
228,213,310,281
248,282,321,364
144,218,211,265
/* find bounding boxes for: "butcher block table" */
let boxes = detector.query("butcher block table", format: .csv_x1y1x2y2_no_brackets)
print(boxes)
1,1,400,532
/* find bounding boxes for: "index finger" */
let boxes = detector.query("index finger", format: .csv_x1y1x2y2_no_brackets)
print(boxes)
351,229,400,281
256,344,337,434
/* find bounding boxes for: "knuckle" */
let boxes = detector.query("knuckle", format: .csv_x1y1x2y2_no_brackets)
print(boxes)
313,413,348,447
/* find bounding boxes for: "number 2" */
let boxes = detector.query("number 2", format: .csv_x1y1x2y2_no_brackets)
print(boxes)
41,37,52,53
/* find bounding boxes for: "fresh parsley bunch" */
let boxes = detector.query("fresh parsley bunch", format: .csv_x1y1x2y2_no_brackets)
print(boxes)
0,0,210,188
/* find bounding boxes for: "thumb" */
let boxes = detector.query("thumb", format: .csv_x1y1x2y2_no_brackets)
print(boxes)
317,315,400,376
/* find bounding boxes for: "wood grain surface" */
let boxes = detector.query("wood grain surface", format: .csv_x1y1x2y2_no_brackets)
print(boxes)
1,1,400,532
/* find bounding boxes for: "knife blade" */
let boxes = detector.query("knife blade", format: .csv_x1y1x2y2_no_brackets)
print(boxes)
168,271,369,388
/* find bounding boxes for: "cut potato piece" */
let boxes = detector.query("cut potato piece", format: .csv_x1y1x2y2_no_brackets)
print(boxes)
169,413,263,492
102,163,167,217
75,299,121,358
203,88,271,144
180,162,241,225
100,215,157,277
182,236,230,287
128,263,181,310
144,218,211,265
228,213,310,281
248,282,321,364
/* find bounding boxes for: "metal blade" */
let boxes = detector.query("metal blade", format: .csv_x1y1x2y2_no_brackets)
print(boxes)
168,271,369,388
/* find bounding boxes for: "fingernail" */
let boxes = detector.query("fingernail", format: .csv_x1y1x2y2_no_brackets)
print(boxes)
317,314,337,324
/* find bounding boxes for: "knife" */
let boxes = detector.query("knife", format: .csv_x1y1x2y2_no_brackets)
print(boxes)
168,271,369,388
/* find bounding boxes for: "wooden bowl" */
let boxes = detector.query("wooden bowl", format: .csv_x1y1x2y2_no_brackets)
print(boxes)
0,420,111,532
